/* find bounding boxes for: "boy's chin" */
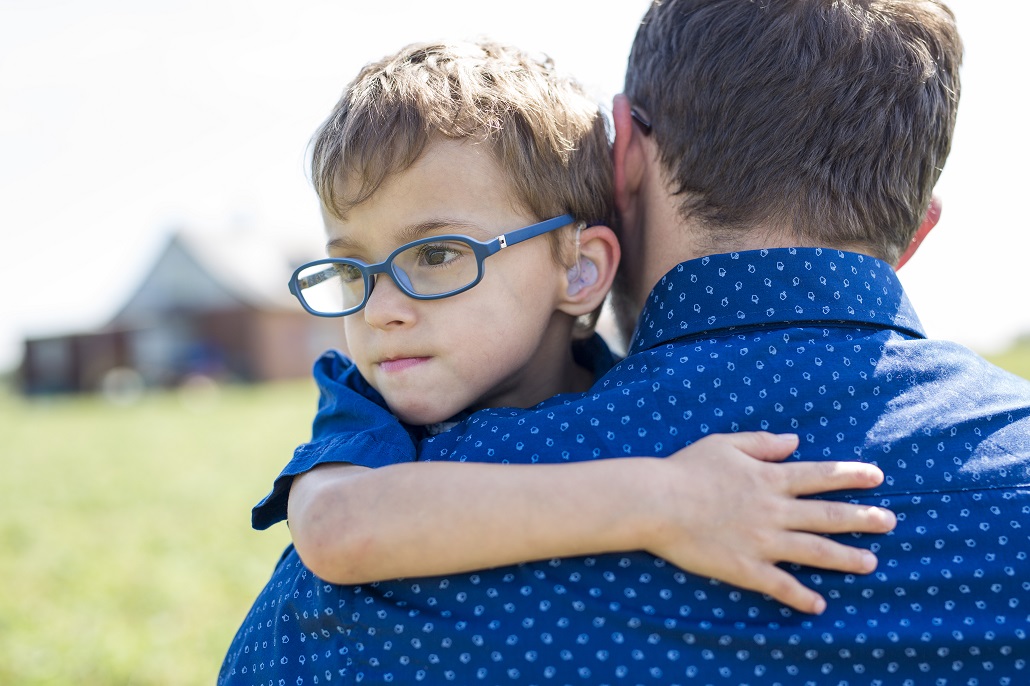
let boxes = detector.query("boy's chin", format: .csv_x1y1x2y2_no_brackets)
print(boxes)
389,402,459,428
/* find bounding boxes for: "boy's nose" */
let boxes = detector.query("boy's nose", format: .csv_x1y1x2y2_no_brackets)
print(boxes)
362,273,417,329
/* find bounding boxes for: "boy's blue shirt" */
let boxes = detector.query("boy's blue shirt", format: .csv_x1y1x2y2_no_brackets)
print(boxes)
223,247,1030,685
251,332,619,531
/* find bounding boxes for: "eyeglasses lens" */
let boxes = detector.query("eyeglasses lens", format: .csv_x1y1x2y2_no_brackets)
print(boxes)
296,263,364,315
296,239,482,315
392,239,479,297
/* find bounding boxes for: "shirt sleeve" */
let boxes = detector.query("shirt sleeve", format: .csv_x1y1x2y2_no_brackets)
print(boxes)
251,350,418,530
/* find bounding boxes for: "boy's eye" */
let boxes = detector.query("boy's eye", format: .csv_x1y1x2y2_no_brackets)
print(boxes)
414,242,465,267
333,263,363,283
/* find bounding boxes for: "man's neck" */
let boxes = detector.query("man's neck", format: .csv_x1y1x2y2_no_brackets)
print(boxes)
618,212,879,342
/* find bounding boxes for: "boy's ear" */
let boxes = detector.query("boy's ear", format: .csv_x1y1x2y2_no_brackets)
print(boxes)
557,224,621,316
896,195,942,269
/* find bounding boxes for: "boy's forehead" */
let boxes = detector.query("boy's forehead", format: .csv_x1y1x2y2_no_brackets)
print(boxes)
321,139,533,249
321,204,514,254
329,137,507,206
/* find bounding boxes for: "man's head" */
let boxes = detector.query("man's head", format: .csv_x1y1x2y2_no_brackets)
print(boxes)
621,0,962,265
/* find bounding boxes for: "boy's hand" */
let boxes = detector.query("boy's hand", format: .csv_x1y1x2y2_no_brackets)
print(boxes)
641,432,896,615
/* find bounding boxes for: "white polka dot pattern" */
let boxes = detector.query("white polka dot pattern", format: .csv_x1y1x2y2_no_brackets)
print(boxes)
221,249,1030,685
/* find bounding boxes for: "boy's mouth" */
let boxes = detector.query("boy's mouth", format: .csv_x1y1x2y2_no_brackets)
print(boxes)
377,356,431,373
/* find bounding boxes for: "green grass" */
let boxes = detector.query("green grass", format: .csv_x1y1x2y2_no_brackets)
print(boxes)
0,381,311,685
984,338,1030,382
1,341,1028,685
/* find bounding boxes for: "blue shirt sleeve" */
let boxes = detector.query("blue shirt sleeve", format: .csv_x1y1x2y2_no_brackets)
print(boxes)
250,350,418,530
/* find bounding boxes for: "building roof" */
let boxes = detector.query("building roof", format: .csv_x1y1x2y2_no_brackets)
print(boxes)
108,227,322,328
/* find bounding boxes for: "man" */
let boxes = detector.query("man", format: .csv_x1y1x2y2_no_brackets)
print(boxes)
225,1,1030,683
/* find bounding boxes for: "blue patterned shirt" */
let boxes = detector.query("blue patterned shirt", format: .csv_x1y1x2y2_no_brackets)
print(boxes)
221,248,1030,686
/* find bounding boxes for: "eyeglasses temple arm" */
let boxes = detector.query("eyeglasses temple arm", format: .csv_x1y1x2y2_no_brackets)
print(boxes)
492,213,575,253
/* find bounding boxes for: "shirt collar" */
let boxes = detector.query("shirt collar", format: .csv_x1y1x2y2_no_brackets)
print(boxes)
629,247,925,355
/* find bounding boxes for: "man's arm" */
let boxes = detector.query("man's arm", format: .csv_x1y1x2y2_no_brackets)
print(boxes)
288,431,895,615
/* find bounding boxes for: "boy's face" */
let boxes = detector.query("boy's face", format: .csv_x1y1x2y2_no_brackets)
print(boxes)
324,139,576,426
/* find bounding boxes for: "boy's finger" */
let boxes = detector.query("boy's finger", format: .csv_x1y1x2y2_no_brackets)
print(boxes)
701,431,800,462
783,460,885,495
785,499,897,535
777,532,880,577
744,562,827,615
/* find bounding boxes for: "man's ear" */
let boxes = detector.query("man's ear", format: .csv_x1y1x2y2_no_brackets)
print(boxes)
896,195,942,269
557,225,621,316
612,94,647,220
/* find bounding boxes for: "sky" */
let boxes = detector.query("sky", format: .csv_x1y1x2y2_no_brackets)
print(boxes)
1,0,1027,373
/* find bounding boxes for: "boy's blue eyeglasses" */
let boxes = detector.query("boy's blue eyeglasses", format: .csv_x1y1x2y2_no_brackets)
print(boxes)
289,214,575,317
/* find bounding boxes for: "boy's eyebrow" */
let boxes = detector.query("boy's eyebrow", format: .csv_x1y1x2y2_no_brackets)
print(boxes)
399,219,492,242
325,218,492,252
325,235,361,252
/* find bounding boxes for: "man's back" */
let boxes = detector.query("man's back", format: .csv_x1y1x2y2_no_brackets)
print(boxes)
222,249,1030,685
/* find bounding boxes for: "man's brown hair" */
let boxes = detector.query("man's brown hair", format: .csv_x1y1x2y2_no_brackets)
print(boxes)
310,39,614,265
625,0,962,263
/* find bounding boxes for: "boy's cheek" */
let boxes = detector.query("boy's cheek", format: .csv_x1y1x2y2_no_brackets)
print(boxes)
339,319,359,360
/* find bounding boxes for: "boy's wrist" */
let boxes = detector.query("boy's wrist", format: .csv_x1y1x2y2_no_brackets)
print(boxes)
605,457,675,554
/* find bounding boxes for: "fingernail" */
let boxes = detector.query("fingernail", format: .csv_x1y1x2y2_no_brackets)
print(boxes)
862,550,877,572
813,597,826,614
776,433,799,442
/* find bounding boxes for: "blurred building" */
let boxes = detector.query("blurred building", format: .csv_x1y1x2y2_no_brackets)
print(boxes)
18,229,343,395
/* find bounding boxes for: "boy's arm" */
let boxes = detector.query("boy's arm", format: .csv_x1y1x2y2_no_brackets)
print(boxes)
250,350,417,531
288,431,895,615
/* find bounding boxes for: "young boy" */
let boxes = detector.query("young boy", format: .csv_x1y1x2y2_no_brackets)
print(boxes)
220,39,893,684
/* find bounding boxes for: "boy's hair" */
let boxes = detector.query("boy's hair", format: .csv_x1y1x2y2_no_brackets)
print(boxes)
625,0,962,264
310,39,615,268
